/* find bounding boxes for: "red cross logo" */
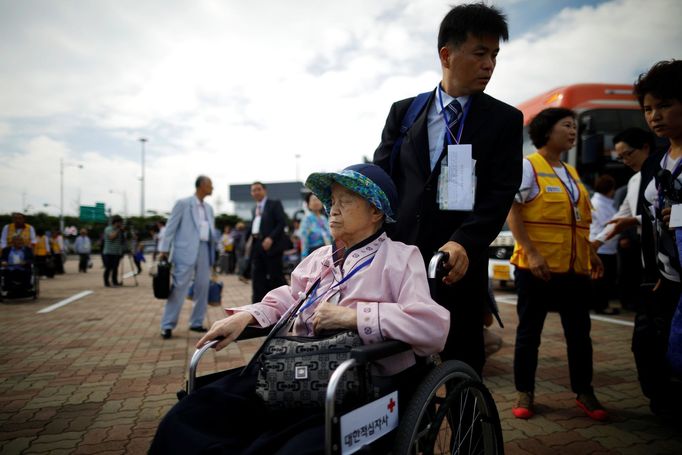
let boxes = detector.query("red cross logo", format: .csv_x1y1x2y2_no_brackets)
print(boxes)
387,398,396,413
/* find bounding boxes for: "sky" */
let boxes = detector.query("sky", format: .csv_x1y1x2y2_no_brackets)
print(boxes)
0,0,680,218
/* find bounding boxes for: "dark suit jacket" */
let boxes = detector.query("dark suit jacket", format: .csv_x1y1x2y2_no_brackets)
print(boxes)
374,89,523,270
251,199,288,255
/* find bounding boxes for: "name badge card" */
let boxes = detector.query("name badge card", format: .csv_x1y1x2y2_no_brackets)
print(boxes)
438,144,475,211
669,204,682,228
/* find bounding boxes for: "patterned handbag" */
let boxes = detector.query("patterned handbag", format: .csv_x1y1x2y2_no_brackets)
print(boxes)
255,330,363,409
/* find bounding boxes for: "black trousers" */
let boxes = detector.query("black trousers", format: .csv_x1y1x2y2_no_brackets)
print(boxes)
251,241,286,303
632,278,682,408
53,253,64,274
436,260,487,377
513,269,594,394
149,369,325,455
102,254,121,285
78,254,90,272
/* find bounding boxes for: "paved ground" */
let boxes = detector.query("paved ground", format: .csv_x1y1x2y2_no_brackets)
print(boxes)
0,256,680,454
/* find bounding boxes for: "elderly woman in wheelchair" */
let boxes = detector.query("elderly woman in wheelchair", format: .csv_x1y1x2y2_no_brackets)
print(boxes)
1,234,38,300
151,164,501,454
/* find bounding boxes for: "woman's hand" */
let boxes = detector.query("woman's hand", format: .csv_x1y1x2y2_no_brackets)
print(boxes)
605,216,638,239
196,312,255,351
312,302,357,334
527,250,551,281
589,248,604,280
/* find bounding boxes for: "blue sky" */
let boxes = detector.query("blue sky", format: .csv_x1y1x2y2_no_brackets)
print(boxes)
0,0,680,217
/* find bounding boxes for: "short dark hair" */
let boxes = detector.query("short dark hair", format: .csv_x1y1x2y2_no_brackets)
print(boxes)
528,107,576,149
112,215,123,224
613,127,656,151
251,181,266,190
195,175,209,189
438,3,509,50
594,174,616,195
634,59,682,107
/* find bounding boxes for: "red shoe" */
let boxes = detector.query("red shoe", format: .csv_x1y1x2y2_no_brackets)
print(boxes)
576,392,608,421
512,391,534,419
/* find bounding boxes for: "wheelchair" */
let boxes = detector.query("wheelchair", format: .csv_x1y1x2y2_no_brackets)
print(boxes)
0,263,39,301
183,252,503,455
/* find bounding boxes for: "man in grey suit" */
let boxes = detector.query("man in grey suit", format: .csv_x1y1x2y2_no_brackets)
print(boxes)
158,176,217,339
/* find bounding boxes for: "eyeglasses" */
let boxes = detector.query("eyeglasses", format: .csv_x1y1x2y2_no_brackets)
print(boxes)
616,148,637,161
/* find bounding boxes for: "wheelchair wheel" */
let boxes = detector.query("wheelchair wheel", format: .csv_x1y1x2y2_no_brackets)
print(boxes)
393,360,503,455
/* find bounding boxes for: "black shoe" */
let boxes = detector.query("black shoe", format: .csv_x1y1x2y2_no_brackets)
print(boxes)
161,329,172,339
189,326,208,333
104,283,111,287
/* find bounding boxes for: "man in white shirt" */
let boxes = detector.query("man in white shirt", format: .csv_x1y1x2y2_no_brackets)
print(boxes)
158,176,217,339
592,128,653,310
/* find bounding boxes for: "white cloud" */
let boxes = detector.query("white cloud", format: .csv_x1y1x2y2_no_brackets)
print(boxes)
487,0,682,105
0,0,680,216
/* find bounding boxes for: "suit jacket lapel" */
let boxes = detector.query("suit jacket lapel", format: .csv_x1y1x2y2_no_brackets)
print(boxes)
190,196,199,231
459,93,490,146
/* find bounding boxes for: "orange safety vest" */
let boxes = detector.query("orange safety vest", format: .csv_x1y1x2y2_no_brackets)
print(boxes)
510,153,593,275
6,223,33,245
34,236,50,257
51,237,62,254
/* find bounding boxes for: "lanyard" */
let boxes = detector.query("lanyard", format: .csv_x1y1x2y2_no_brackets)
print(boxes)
556,163,579,205
437,85,472,145
657,149,682,209
296,253,376,315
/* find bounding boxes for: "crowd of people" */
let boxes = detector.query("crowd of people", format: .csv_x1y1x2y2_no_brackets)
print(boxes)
148,7,680,454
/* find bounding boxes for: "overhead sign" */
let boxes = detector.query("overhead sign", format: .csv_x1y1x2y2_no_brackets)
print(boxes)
79,203,107,222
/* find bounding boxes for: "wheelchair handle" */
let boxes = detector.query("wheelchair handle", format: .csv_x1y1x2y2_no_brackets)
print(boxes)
428,251,450,280
188,338,222,393
325,358,358,455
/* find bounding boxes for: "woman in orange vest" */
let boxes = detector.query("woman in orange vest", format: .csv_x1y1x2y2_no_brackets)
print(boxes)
508,107,607,421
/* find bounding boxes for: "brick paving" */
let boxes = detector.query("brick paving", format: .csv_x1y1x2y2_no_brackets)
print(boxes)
1,256,680,454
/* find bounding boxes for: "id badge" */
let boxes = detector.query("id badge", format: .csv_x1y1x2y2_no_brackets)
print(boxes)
573,206,581,222
438,144,475,211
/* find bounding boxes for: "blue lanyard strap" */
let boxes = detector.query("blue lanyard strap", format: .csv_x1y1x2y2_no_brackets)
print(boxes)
557,163,579,205
437,85,472,146
297,253,376,314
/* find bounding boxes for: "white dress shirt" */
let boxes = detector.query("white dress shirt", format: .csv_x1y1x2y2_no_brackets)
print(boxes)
426,87,470,171
590,192,618,255
195,197,210,242
594,172,642,244
251,197,267,235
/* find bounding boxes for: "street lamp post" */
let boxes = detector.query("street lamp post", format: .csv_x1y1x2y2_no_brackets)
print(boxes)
60,158,83,233
139,138,147,218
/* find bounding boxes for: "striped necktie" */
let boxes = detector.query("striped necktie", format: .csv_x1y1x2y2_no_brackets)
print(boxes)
445,99,463,145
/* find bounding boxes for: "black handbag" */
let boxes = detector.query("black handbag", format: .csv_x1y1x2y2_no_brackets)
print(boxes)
245,277,366,409
255,330,363,409
153,259,171,299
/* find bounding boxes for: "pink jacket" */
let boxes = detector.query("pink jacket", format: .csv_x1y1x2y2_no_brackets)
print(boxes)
228,232,450,375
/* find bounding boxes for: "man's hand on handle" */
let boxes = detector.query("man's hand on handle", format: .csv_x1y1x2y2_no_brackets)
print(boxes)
439,241,469,285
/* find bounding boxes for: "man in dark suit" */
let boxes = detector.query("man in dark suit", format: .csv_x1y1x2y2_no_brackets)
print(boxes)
249,181,288,303
374,3,523,375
